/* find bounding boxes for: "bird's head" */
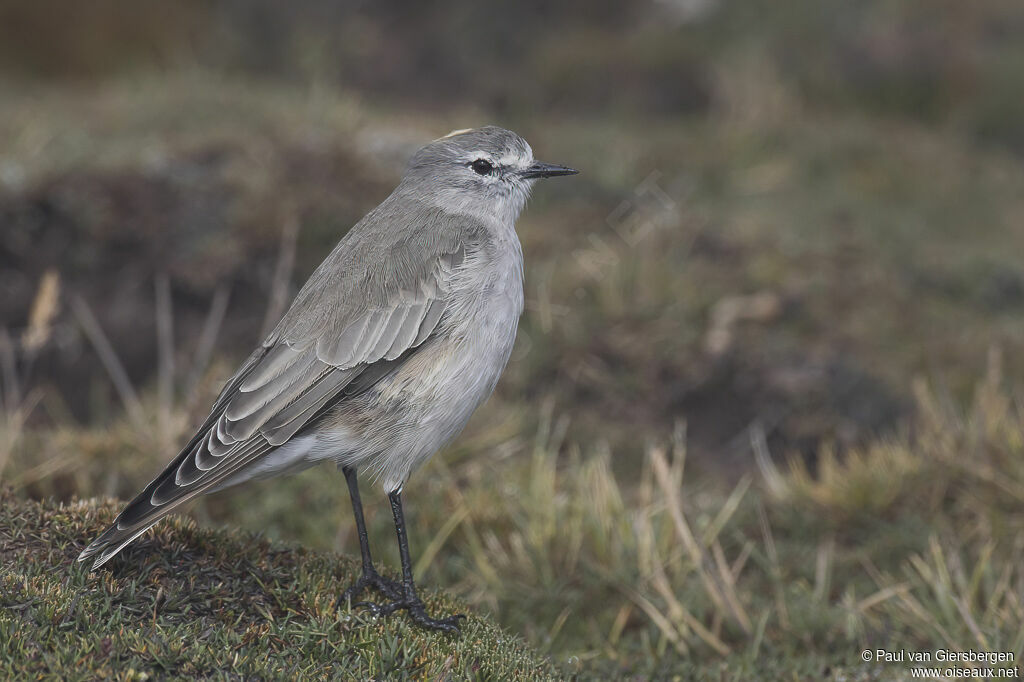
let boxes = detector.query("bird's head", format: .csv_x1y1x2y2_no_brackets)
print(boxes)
402,126,577,224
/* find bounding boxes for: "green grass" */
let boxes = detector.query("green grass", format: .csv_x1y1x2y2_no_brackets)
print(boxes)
5,367,1024,679
4,3,1024,675
0,489,556,681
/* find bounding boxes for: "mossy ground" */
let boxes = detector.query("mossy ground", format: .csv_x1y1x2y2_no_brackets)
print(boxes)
0,490,556,681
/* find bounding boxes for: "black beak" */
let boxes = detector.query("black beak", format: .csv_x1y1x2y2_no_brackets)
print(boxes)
519,162,579,179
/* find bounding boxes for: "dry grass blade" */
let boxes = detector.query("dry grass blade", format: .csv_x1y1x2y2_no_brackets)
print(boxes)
617,583,691,656
954,596,990,651
0,390,41,481
729,541,753,582
648,540,692,638
709,540,752,634
155,274,175,440
649,543,733,655
260,210,300,338
856,583,910,613
414,504,470,580
757,501,789,630
813,538,833,603
650,445,751,634
7,447,75,489
981,560,1014,626
893,578,959,646
945,457,1024,504
184,285,231,397
21,268,60,355
751,422,787,499
607,604,632,649
701,474,751,547
69,293,145,426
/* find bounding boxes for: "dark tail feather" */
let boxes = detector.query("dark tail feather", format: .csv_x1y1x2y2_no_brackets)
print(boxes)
78,348,276,569
77,429,268,569
77,519,159,569
77,482,170,569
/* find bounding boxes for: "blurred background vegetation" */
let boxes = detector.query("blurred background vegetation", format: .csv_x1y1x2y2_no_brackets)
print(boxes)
2,0,1024,678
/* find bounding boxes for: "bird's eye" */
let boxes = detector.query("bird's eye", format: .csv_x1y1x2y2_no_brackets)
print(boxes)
470,159,494,175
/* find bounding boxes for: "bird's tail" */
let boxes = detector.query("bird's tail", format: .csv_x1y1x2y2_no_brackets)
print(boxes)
77,449,201,570
76,412,229,570
77,518,162,570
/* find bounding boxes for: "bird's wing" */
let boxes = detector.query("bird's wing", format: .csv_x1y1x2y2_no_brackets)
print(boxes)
79,232,468,569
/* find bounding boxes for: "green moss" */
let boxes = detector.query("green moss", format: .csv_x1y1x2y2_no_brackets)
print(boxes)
0,490,556,681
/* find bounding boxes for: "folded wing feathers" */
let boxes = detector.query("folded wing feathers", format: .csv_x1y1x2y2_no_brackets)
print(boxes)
225,364,330,442
366,304,410,361
315,312,371,368
261,369,356,445
174,441,207,486
80,244,468,566
225,346,317,422
213,414,237,452
150,436,270,509
348,309,390,364
385,302,426,360
155,253,460,513
238,343,304,393
413,299,446,347
194,434,223,470
207,420,235,455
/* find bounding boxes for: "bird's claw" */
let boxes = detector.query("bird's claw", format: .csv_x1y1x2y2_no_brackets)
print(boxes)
342,589,465,633
377,599,465,633
336,570,403,608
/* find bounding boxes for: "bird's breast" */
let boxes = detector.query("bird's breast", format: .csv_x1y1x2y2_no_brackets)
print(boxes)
379,238,523,408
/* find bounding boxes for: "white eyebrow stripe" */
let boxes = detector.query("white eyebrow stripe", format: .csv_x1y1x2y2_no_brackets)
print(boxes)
463,151,526,167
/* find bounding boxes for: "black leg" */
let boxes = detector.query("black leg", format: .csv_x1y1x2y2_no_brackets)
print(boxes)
346,465,376,576
372,489,465,633
336,466,401,606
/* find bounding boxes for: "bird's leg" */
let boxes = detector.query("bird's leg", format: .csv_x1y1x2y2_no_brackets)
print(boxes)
337,466,402,607
371,488,465,633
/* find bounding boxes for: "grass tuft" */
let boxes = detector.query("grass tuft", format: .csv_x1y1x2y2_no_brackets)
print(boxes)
4,370,1024,678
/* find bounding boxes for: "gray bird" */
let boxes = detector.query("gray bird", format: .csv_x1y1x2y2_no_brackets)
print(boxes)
78,126,577,632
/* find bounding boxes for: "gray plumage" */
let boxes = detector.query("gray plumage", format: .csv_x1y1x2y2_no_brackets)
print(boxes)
79,126,577,570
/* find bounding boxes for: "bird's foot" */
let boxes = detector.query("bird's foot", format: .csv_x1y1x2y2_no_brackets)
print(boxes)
365,597,466,633
337,569,403,607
